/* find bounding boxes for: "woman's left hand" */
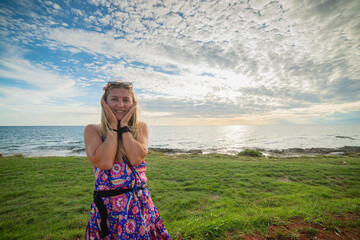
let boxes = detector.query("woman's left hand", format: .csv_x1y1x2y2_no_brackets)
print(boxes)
120,101,137,127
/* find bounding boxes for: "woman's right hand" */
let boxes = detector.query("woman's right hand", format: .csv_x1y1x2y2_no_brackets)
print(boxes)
101,98,117,128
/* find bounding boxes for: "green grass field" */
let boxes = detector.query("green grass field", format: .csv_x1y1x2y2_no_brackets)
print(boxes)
0,153,359,239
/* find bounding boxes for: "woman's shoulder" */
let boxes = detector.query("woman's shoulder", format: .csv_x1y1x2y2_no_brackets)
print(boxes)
84,124,102,136
137,121,148,132
138,121,148,128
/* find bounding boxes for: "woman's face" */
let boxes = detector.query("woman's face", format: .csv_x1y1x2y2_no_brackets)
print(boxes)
106,88,133,120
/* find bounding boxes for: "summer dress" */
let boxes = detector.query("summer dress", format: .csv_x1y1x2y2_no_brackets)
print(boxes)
85,158,170,240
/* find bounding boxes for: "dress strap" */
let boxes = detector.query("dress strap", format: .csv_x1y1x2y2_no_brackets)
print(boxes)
94,188,145,238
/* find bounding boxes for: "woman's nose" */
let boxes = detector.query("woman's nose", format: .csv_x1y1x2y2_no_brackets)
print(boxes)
116,101,124,107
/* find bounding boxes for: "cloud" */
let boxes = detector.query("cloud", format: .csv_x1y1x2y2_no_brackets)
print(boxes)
0,42,76,92
0,0,359,125
0,43,98,125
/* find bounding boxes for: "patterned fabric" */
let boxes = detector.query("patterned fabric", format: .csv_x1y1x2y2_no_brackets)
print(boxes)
85,159,170,240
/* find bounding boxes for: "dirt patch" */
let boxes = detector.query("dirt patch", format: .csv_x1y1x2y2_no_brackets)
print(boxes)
242,214,360,240
211,194,221,200
277,176,292,183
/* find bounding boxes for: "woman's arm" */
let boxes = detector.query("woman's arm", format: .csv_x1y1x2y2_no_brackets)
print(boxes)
119,101,148,166
84,99,119,170
122,122,149,166
84,124,118,170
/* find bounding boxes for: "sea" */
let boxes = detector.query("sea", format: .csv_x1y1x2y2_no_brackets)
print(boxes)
0,125,359,157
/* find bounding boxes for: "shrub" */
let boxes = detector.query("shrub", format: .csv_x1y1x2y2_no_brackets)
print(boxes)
237,149,263,157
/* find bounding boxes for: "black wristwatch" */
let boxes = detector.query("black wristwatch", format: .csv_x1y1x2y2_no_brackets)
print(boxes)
110,126,131,135
118,126,131,135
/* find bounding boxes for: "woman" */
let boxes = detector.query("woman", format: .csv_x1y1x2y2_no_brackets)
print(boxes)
84,81,170,239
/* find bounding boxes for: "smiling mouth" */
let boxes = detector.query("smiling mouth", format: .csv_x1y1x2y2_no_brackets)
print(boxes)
115,110,126,113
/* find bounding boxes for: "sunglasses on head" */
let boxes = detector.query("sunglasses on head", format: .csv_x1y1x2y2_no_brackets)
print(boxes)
104,81,133,90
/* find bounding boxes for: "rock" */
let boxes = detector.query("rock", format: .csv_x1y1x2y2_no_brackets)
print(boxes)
336,136,355,140
338,146,360,154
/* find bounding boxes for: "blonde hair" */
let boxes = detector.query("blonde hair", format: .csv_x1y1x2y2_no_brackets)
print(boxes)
100,81,142,162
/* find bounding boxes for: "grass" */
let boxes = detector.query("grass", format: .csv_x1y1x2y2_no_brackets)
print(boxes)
0,153,359,239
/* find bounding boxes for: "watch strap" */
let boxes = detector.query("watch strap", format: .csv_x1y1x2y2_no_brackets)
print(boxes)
118,125,131,135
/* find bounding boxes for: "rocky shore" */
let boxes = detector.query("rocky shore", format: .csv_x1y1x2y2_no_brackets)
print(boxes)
259,146,360,156
149,146,360,157
148,147,203,154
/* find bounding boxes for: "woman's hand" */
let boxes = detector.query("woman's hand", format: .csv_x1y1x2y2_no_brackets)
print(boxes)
101,99,117,128
120,101,137,127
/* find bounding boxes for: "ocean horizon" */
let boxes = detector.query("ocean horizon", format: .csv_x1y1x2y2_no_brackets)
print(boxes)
0,124,359,157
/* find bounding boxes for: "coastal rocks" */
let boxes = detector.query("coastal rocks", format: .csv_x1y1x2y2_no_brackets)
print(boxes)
338,146,360,154
263,146,360,156
148,148,202,154
149,146,360,157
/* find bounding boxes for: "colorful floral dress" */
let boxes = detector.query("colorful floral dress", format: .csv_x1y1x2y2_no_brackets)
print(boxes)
85,159,170,240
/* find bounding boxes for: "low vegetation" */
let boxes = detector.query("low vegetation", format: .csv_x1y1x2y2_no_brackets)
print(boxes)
0,153,359,239
237,149,263,157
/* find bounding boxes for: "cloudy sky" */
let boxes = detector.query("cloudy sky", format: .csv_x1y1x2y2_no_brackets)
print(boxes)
0,0,359,126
